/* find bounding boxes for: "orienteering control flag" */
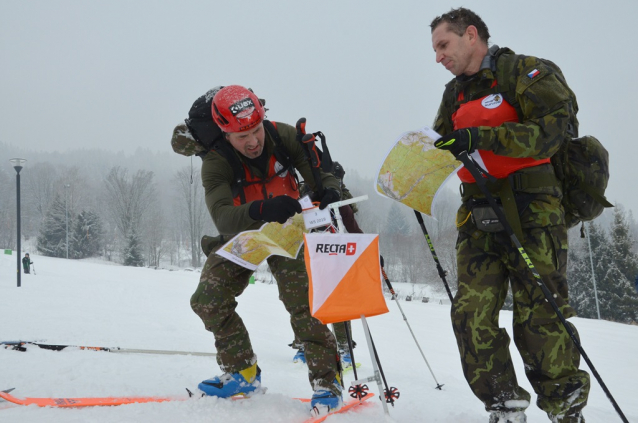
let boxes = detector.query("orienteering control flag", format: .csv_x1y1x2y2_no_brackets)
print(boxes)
304,233,388,324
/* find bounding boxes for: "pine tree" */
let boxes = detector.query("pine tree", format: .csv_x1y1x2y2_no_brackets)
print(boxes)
36,195,73,258
71,210,104,259
602,206,638,323
123,229,144,267
567,224,605,319
386,202,411,235
608,206,638,282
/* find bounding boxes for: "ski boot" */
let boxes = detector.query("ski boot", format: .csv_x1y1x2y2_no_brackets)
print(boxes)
198,363,262,398
311,378,343,416
489,410,527,423
339,349,352,369
293,348,306,364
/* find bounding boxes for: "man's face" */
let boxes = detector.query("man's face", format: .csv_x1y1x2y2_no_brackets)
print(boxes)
226,122,265,158
431,23,473,76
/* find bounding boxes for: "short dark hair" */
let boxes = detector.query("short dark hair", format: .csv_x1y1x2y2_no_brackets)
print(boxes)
430,7,490,44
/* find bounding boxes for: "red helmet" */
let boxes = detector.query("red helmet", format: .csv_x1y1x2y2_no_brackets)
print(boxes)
211,85,265,133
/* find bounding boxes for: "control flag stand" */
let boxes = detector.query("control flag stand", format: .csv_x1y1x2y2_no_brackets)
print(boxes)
304,194,398,416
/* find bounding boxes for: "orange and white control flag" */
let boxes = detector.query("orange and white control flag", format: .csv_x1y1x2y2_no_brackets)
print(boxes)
304,233,388,324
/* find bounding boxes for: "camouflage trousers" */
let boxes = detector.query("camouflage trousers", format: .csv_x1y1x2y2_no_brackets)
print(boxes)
191,251,339,393
292,321,355,352
453,222,590,420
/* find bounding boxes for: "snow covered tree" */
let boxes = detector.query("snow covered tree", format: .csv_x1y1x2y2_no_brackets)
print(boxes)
123,229,144,267
599,206,638,323
386,202,412,236
608,205,638,283
71,210,104,259
36,195,73,257
567,224,606,319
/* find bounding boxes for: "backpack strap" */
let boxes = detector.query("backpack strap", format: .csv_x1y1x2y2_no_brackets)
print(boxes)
212,120,298,205
211,137,249,204
263,121,295,178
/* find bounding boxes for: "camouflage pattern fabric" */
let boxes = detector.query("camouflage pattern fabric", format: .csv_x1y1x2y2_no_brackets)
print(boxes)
453,192,590,420
433,47,576,161
293,321,354,352
434,46,590,422
191,250,340,395
171,123,206,157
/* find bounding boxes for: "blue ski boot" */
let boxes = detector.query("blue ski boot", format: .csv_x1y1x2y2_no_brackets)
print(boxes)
293,349,306,364
198,363,262,398
311,378,343,415
339,349,352,369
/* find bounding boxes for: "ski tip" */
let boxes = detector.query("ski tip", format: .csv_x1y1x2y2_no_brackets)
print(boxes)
1,388,15,394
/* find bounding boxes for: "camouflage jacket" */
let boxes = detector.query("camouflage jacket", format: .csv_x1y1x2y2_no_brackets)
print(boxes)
433,46,579,231
174,122,340,237
433,46,578,161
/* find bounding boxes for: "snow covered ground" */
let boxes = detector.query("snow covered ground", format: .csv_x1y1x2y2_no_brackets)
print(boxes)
1,252,637,423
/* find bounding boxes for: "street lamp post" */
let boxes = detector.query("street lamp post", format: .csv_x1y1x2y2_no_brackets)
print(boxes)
10,158,27,288
65,184,70,259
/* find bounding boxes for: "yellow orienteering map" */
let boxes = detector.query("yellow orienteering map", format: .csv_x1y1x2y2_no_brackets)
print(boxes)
216,214,308,270
375,126,460,216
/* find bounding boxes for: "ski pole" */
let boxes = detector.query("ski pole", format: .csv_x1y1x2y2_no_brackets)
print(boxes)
380,256,444,390
457,151,628,423
366,326,398,406
1,341,217,357
32,264,36,275
413,211,454,302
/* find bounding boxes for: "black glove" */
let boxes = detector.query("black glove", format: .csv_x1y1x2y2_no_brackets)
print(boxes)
434,127,480,157
319,188,340,210
249,195,302,224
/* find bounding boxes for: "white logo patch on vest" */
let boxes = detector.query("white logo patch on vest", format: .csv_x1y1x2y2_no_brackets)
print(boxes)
274,161,288,177
481,94,504,109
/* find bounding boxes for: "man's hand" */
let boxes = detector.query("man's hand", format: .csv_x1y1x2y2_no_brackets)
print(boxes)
319,188,340,210
434,127,480,156
249,195,302,224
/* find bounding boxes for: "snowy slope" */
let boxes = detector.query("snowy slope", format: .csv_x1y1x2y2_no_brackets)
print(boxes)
1,252,637,423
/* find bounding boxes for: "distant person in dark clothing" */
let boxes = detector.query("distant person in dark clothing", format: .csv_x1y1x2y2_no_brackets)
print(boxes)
22,253,33,274
635,275,638,294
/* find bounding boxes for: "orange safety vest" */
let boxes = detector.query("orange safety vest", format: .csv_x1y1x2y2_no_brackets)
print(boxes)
233,155,299,206
453,90,550,183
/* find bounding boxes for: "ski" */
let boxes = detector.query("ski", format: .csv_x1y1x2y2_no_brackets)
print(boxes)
1,341,216,357
0,390,181,407
342,362,362,374
1,388,373,420
305,395,373,423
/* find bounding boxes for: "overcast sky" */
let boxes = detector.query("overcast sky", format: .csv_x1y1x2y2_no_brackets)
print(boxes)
1,0,636,217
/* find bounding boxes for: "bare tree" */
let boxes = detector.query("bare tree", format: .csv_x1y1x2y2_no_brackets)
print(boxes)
0,169,15,249
23,162,58,224
173,166,208,267
103,167,157,265
144,205,165,267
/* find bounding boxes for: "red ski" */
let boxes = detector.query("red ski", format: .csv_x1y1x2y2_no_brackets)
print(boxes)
0,389,373,421
0,390,180,407
305,395,373,423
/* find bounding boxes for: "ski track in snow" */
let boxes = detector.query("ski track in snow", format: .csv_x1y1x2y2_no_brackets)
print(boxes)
1,253,637,422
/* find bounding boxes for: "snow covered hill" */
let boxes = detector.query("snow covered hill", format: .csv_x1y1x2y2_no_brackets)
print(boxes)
1,252,637,422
